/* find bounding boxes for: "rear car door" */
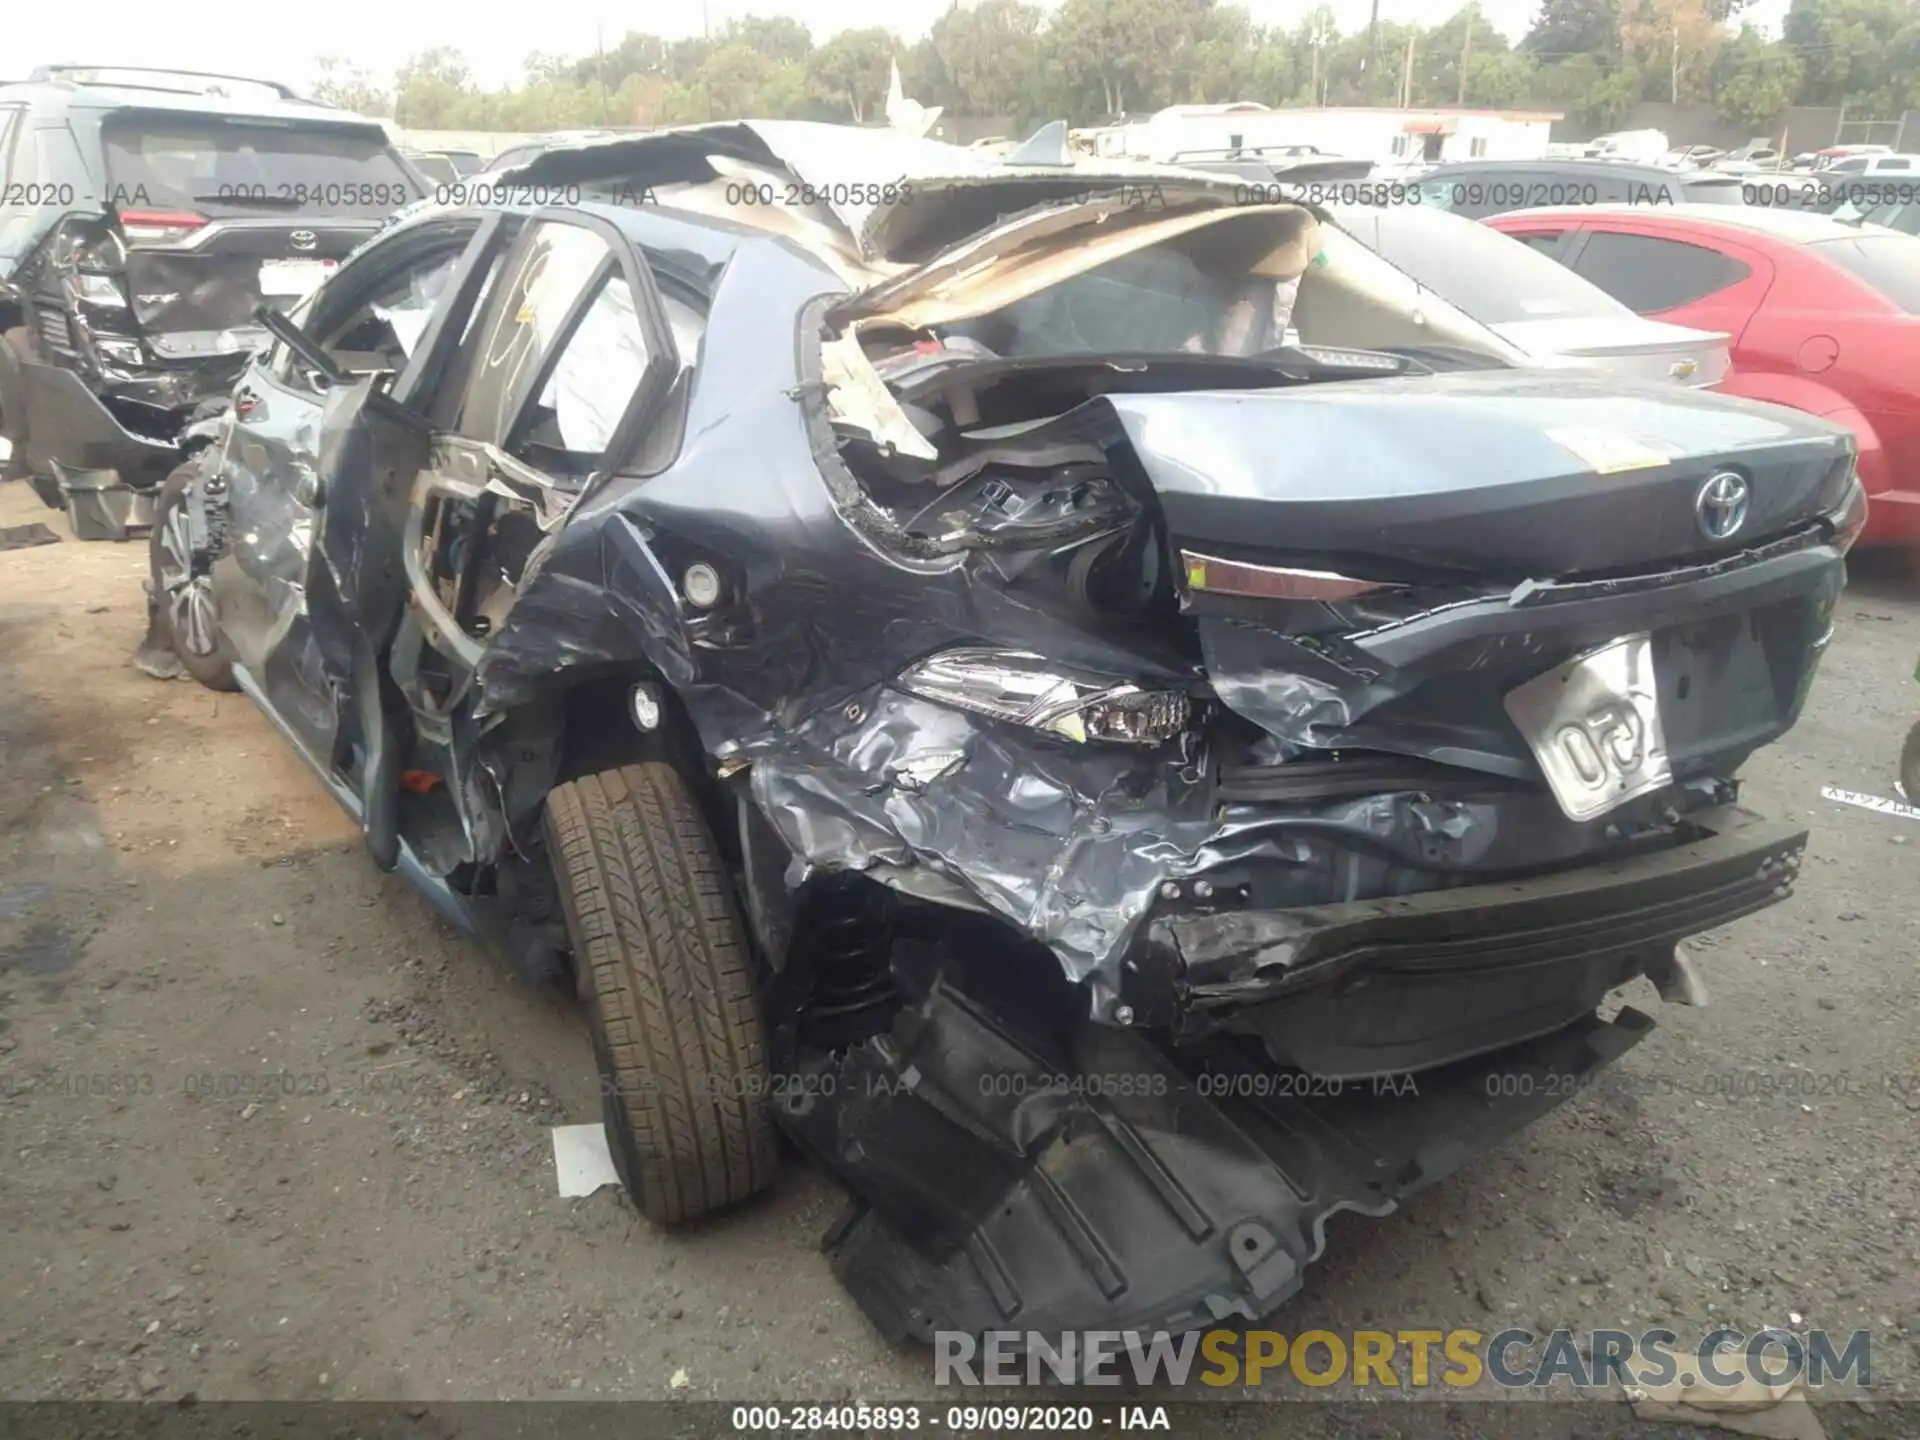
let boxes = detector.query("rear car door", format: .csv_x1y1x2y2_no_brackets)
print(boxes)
302,209,681,871
1559,223,1774,348
211,212,486,757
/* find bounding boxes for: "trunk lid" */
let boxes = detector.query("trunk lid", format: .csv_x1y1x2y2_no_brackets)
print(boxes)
1107,371,1853,576
116,217,381,358
98,109,417,357
1134,373,1858,792
1490,316,1731,388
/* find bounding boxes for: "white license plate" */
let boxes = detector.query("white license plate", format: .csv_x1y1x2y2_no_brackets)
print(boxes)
259,258,336,298
1503,633,1671,821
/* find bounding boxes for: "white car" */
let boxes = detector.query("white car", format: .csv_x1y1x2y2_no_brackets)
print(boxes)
1326,203,1731,386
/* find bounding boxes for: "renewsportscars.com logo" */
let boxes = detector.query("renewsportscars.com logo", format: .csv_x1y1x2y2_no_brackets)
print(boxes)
934,1327,1873,1391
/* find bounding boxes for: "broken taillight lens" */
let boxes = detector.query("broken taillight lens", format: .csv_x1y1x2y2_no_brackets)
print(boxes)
897,648,1190,746
118,210,208,244
1831,474,1869,555
1181,550,1394,602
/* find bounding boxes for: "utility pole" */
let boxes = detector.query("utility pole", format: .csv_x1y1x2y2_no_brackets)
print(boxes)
1458,4,1473,106
1670,22,1680,104
1362,0,1380,77
595,18,609,126
1402,32,1416,109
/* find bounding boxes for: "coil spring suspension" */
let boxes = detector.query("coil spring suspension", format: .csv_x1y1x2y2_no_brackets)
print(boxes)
796,882,898,1048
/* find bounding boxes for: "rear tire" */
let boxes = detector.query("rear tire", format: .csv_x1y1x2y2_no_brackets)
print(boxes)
544,762,778,1224
146,463,239,691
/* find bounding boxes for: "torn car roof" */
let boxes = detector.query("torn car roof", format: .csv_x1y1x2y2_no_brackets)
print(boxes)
489,118,1259,263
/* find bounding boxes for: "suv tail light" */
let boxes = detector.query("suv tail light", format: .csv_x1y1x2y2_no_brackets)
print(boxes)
118,210,208,243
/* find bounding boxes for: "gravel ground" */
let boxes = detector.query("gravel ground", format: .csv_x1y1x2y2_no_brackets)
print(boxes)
1,479,1916,1428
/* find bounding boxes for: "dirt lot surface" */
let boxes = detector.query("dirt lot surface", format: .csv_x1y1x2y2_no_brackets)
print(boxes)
2,478,1917,1426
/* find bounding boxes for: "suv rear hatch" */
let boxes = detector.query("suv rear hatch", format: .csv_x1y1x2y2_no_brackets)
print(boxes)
100,110,420,358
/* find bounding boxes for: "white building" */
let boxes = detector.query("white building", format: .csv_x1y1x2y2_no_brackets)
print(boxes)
1094,103,1562,166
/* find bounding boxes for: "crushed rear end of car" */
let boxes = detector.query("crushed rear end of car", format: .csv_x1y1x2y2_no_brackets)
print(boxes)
318,128,1859,1342
723,177,1858,1341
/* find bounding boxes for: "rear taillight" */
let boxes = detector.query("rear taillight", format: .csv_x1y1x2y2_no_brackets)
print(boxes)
118,210,207,243
1181,550,1394,602
1832,473,1870,555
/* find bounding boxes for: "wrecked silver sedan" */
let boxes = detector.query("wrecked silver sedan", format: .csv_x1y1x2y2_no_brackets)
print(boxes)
140,122,1862,1343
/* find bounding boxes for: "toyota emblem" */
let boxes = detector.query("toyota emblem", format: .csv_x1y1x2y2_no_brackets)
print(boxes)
289,229,318,251
1695,470,1750,541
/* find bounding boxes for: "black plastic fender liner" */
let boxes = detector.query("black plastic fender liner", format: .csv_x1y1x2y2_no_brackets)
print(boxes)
785,971,1654,1346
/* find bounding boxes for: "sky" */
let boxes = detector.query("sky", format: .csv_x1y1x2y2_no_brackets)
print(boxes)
6,0,1790,95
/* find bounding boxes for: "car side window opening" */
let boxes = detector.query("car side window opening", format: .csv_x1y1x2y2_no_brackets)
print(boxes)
440,218,668,480
517,270,652,463
1570,230,1753,313
268,239,470,391
1514,231,1568,256
453,221,611,449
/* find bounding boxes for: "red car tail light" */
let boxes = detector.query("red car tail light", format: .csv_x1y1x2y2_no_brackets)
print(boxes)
118,210,208,243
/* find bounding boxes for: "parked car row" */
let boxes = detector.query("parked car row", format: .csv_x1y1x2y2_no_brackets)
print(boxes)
1483,203,1920,547
1194,149,1919,549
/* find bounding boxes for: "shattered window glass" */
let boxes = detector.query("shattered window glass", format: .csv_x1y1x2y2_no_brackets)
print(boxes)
369,252,458,359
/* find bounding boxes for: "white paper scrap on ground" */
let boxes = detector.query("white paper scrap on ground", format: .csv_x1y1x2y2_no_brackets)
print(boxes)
1820,784,1920,822
551,1123,621,1197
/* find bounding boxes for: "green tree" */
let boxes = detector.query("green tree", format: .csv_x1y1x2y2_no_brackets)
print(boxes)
1042,0,1223,118
1783,0,1910,110
1414,5,1522,105
927,0,1045,120
720,15,814,65
1619,0,1721,103
1711,25,1801,130
806,28,896,122
312,57,392,116
1522,0,1623,59
392,48,479,128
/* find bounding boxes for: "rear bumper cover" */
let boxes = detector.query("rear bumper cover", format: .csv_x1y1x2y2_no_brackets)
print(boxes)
787,804,1803,1342
1142,804,1806,1077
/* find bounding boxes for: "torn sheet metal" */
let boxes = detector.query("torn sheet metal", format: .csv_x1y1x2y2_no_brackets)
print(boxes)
745,686,1688,1010
819,334,937,460
834,203,1322,333
488,119,1257,264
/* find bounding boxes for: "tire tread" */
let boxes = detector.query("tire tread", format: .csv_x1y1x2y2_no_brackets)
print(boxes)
545,761,775,1223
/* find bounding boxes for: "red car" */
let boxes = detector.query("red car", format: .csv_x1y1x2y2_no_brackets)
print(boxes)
1488,204,1920,546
